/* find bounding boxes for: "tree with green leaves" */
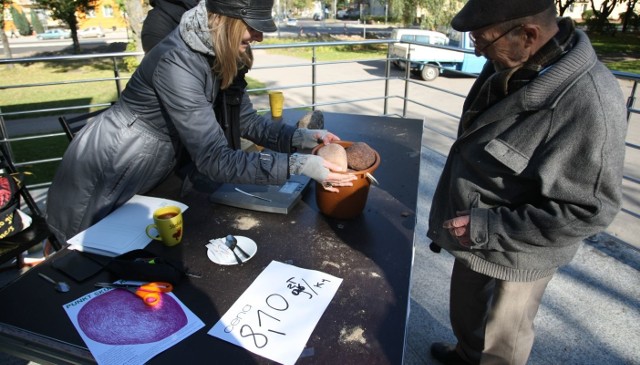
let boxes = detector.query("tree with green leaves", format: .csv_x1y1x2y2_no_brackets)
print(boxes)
391,0,460,29
30,10,44,34
10,6,31,36
418,0,458,30
391,0,417,26
34,0,91,53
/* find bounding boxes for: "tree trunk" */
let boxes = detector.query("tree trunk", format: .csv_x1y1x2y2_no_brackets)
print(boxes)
622,0,639,32
1,32,14,69
556,0,578,17
126,0,146,62
68,16,80,54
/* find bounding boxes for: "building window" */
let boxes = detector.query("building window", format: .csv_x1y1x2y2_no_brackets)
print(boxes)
86,7,96,18
103,5,114,18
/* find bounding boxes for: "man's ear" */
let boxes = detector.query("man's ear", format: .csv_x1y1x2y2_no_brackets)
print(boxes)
521,25,540,49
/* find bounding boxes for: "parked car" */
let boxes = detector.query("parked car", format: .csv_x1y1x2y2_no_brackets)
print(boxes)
284,17,298,27
78,26,105,38
336,9,347,19
345,8,360,20
36,29,71,40
390,28,485,81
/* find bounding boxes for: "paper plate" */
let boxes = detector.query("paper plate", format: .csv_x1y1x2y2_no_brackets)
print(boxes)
206,236,257,266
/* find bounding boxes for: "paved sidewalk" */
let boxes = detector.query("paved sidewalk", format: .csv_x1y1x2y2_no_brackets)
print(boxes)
1,50,639,365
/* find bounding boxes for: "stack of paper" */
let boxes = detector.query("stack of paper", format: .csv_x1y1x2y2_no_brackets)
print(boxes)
67,195,188,257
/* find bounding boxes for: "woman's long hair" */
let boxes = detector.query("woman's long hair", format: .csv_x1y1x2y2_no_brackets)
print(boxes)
208,13,254,89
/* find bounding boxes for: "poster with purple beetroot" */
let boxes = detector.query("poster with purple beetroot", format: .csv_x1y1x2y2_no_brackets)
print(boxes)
63,284,204,364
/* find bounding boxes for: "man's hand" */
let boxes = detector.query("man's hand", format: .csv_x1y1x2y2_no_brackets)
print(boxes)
443,211,471,248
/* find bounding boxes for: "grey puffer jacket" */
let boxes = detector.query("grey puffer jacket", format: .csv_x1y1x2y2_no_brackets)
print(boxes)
427,30,628,281
46,1,295,243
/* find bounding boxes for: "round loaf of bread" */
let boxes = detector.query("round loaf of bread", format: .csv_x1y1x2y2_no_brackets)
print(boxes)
317,143,348,171
345,142,376,171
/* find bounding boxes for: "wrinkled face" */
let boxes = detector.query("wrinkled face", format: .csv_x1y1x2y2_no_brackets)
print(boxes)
240,25,263,53
470,24,528,70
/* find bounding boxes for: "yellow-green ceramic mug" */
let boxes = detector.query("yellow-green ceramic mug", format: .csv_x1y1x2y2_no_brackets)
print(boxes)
145,206,183,246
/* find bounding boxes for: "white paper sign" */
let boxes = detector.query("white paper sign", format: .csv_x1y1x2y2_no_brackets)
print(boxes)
63,286,204,365
208,261,342,365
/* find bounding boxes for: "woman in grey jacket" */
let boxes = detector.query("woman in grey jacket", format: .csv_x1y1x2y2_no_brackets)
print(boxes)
46,0,355,243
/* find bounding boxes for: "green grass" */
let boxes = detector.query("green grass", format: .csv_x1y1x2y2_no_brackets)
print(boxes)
589,32,640,55
9,135,69,187
261,36,387,61
606,59,640,74
0,61,128,119
588,32,640,73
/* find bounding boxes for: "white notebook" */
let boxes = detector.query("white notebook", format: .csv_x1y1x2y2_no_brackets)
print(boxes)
67,195,188,257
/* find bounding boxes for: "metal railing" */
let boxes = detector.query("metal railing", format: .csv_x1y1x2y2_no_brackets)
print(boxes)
1,39,639,222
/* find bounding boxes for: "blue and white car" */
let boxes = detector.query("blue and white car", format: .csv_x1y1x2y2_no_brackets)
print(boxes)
37,29,71,40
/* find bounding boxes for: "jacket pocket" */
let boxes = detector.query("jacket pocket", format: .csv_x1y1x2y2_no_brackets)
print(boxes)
484,138,530,174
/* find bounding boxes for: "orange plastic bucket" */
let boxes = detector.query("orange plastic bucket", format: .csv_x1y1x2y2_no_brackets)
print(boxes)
312,141,380,219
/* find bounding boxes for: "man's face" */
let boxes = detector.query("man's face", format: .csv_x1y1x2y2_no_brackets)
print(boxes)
470,24,529,70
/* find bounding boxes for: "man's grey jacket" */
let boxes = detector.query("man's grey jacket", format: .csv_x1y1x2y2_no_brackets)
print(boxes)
427,30,628,281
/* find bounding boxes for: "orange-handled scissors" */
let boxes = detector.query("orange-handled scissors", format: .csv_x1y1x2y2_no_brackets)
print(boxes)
95,282,173,306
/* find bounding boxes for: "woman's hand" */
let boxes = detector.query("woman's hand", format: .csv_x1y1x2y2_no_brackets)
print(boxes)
292,128,340,150
317,131,341,145
319,159,357,193
289,154,355,192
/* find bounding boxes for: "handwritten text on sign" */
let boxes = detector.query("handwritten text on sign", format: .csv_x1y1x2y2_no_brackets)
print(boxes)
208,261,342,365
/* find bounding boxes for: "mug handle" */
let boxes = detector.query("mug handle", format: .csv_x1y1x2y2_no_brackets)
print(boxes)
145,224,162,241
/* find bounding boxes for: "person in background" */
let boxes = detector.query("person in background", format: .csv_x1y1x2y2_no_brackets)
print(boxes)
426,0,628,364
45,0,355,244
141,0,199,52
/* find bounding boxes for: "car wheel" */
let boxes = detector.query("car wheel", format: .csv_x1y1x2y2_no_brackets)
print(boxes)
420,65,439,81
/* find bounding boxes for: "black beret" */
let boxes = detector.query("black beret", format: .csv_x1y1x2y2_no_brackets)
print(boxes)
451,0,554,31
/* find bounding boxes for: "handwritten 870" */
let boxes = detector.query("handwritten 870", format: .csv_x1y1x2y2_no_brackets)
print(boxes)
224,277,332,348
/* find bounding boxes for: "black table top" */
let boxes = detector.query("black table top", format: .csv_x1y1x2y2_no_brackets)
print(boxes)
0,111,423,364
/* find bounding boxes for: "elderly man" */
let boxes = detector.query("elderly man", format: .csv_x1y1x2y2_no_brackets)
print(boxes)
427,0,628,364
